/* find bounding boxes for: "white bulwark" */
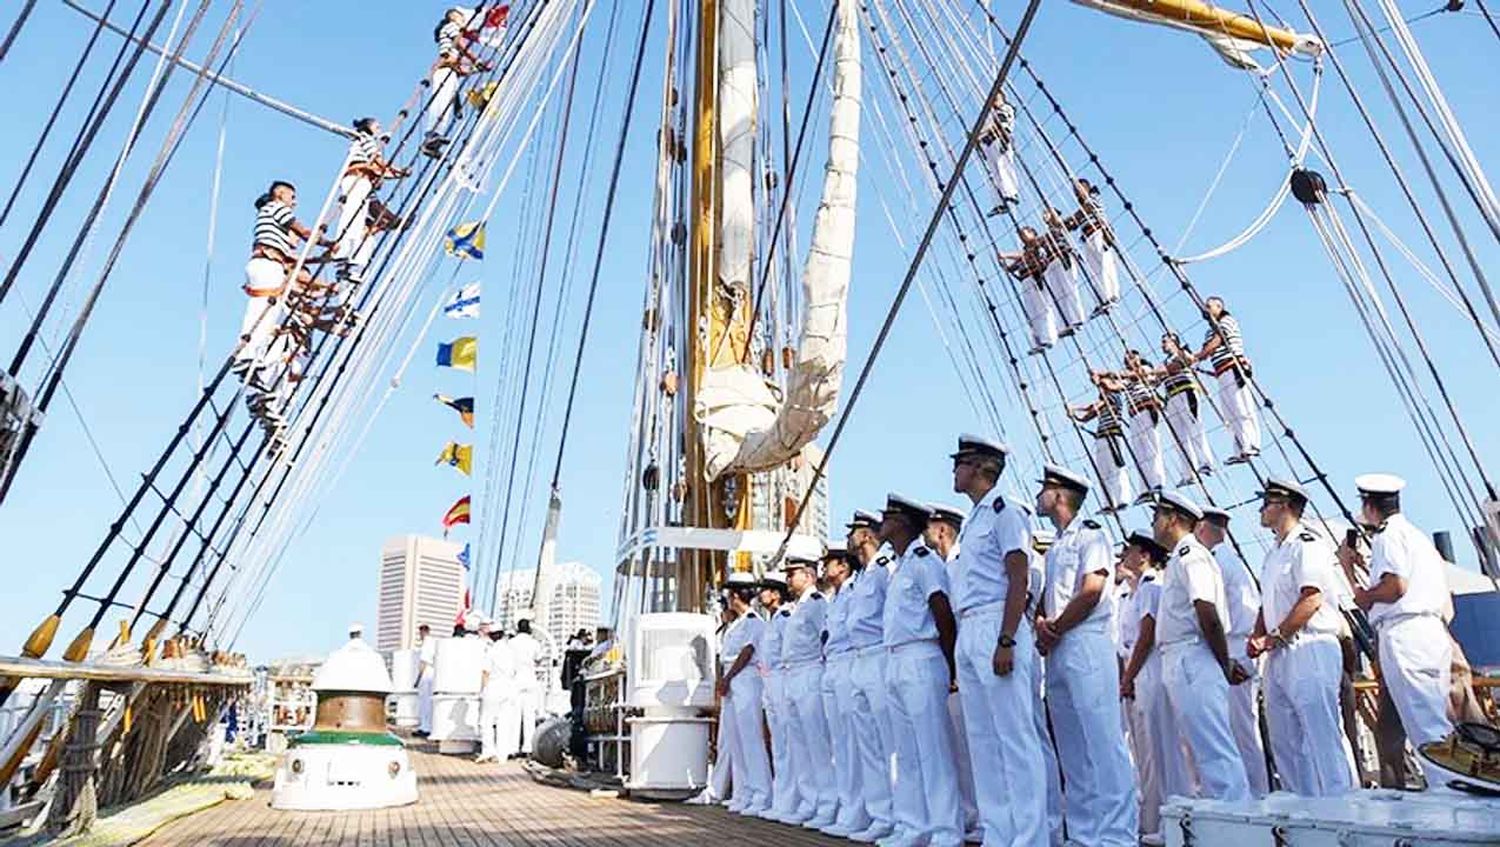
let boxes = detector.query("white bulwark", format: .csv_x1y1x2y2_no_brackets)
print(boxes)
375,535,466,652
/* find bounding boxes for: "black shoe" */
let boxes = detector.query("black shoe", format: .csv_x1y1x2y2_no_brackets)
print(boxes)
422,133,449,158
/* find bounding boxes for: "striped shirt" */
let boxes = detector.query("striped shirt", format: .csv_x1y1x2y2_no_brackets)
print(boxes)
437,20,462,59
1008,239,1052,282
1096,390,1125,437
1124,377,1160,416
254,200,297,256
1204,314,1248,373
348,131,382,168
981,101,1015,151
1161,358,1198,396
1064,195,1108,238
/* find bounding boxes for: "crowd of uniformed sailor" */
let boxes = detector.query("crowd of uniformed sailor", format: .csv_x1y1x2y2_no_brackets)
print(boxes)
703,435,1461,847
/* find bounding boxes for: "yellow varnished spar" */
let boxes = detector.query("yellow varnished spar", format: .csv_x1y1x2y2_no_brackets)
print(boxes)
1073,0,1322,67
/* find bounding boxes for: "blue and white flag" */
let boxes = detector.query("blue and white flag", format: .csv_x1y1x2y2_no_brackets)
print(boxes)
458,543,471,571
443,283,481,319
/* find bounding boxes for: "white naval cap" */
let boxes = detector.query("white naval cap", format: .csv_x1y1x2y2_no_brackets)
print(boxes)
1355,473,1406,496
1153,490,1204,521
950,433,1011,460
760,570,789,588
928,503,966,528
724,571,759,588
821,541,849,559
1257,476,1310,502
883,493,934,522
1200,506,1232,523
783,555,818,573
845,509,882,530
1038,463,1091,493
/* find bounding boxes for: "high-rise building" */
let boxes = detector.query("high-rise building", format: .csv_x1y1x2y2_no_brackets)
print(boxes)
749,442,831,564
492,562,602,649
375,535,466,652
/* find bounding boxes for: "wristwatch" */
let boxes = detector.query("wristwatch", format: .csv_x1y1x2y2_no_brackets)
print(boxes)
997,633,1017,648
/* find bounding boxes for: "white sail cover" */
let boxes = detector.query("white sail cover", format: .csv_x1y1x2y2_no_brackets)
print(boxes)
699,0,860,481
1072,0,1322,71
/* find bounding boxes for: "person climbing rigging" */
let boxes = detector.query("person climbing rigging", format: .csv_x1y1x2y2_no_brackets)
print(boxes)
425,8,494,159
1059,177,1121,313
1069,374,1133,513
1041,207,1088,334
979,91,1021,217
235,181,329,382
999,227,1058,354
332,117,407,284
1153,331,1215,487
1195,296,1261,464
1094,351,1167,502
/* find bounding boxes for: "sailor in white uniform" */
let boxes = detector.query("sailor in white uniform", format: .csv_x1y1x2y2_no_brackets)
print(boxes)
949,435,1048,847
1151,491,1251,801
979,91,1021,215
1028,531,1066,847
925,504,980,843
1059,177,1120,309
783,555,839,828
879,494,963,847
1070,378,1133,513
1246,479,1354,797
820,543,871,837
1348,474,1454,785
758,572,803,822
509,619,543,756
1034,466,1138,846
415,624,437,736
478,620,517,763
1195,296,1261,464
1197,507,1268,796
844,511,898,843
1157,332,1215,485
718,571,773,814
1001,228,1061,354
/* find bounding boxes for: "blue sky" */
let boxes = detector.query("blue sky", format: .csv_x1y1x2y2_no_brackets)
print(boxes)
0,1,1495,661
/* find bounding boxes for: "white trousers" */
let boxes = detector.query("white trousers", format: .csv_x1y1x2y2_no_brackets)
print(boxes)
417,673,435,734
1081,230,1120,304
1125,662,1160,837
1164,391,1215,481
479,696,518,760
710,688,736,801
1092,435,1132,511
1032,661,1065,846
1162,643,1250,801
788,662,838,820
1127,410,1167,492
1265,636,1353,796
727,673,772,810
236,294,285,369
958,613,1048,847
948,689,980,837
982,142,1020,204
1019,279,1058,350
1227,636,1270,797
426,66,460,136
825,654,869,831
1377,616,1453,750
849,649,896,831
516,687,538,754
332,174,373,263
1215,370,1262,455
886,641,963,847
765,669,802,816
1046,630,1139,847
1042,260,1086,330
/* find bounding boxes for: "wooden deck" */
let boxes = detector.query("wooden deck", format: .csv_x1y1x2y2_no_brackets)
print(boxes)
141,745,846,846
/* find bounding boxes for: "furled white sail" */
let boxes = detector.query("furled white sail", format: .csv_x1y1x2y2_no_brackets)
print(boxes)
717,0,757,293
1071,0,1321,71
699,0,860,481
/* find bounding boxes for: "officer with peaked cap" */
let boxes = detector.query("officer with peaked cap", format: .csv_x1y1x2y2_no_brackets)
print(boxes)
1151,490,1250,801
1245,479,1354,797
1196,505,1269,797
1034,465,1138,845
949,435,1049,846
782,554,839,827
924,503,978,841
1026,529,1066,846
717,571,773,814
1348,474,1453,783
843,514,898,842
759,569,805,822
819,543,872,837
880,494,963,847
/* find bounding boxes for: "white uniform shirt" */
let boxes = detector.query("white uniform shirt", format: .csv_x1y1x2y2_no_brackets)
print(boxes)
1116,583,1139,660
1042,518,1116,633
955,487,1034,613
1260,522,1344,639
510,632,543,690
1215,544,1261,639
1157,536,1229,646
784,586,827,665
722,611,767,672
847,556,891,650
481,638,515,704
417,637,437,683
765,606,792,668
882,542,949,647
1135,574,1162,626
1367,513,1450,626
824,580,855,656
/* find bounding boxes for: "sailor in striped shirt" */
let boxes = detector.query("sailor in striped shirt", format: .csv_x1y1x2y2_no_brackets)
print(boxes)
332,118,406,283
425,8,493,157
1098,351,1167,501
1041,208,1088,333
1069,373,1134,512
979,91,1020,217
236,181,325,379
1155,331,1216,486
1060,178,1121,311
1195,296,1262,463
1000,227,1059,354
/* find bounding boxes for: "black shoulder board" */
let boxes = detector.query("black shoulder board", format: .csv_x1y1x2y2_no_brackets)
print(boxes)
1375,521,1389,534
1082,519,1101,530
993,498,1006,513
1177,545,1191,557
876,555,891,566
1298,531,1317,542
914,547,930,557
811,591,824,600
778,608,792,617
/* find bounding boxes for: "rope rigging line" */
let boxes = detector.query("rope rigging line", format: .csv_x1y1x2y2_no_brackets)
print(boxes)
0,0,38,64
774,0,1045,559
